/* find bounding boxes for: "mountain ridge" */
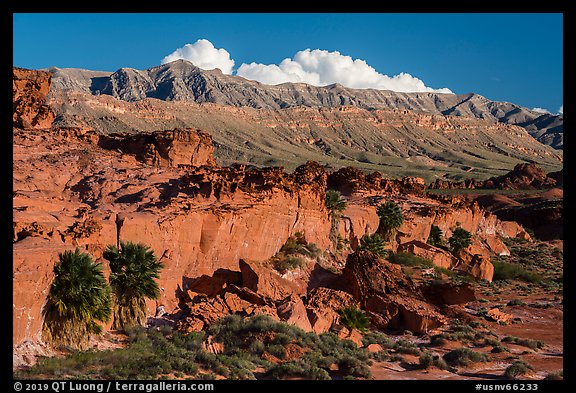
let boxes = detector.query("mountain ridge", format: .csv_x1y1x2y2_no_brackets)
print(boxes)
45,59,562,149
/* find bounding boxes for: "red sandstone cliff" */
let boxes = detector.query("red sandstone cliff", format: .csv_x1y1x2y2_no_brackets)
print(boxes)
13,67,531,350
13,68,55,129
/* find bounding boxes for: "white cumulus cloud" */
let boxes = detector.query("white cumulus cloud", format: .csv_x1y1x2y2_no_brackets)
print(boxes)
161,39,235,74
531,107,551,114
237,48,453,94
161,40,453,94
558,105,563,115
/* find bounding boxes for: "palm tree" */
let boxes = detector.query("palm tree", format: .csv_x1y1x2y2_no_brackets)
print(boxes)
338,306,370,331
103,241,164,330
357,233,388,258
325,190,347,248
42,248,111,350
427,225,445,248
448,227,473,255
325,189,347,214
376,201,404,242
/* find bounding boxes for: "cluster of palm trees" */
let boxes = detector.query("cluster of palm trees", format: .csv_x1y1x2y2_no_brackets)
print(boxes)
42,241,164,350
326,190,473,258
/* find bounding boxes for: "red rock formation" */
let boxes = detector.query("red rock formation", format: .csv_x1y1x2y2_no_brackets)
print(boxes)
13,68,55,129
342,251,446,333
327,167,425,196
239,259,304,301
305,287,358,334
428,163,560,190
397,240,458,270
421,282,476,306
98,128,215,167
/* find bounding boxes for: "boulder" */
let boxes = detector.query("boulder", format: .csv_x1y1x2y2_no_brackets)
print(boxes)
342,251,421,301
335,326,364,347
222,292,253,314
182,274,227,298
364,294,446,334
484,235,510,256
225,284,268,306
342,251,446,333
201,336,224,354
486,308,513,324
469,254,494,282
397,240,458,270
239,259,302,301
421,282,477,306
305,287,358,334
276,295,313,332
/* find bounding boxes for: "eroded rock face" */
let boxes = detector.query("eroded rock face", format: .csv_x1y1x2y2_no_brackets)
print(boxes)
13,68,55,129
13,126,528,345
239,259,304,301
342,251,446,334
397,240,458,270
421,282,477,306
327,167,426,196
305,287,358,334
428,163,560,190
98,128,215,167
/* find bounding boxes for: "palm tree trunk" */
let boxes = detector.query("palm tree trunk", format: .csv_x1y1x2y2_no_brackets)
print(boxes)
112,295,147,331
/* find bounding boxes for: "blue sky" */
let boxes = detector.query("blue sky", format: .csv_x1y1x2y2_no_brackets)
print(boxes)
13,13,563,113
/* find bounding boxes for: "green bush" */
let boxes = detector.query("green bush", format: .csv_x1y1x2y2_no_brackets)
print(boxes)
376,201,404,242
419,352,450,370
492,261,542,283
357,234,388,258
501,336,544,351
544,370,563,380
393,339,421,355
274,255,306,272
448,227,472,254
507,299,527,307
427,225,445,248
388,251,433,268
338,306,370,331
504,360,533,379
443,348,489,367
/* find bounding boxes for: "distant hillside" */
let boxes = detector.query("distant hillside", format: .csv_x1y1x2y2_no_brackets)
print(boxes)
40,62,562,182
46,60,563,150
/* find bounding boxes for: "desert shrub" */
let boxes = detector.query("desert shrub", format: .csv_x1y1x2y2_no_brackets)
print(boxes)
388,251,433,268
448,227,472,254
544,370,563,380
274,255,306,272
337,356,371,378
393,339,421,355
507,299,527,307
504,360,533,379
370,350,390,361
443,348,489,367
492,261,542,283
430,334,448,346
419,352,450,370
338,306,370,331
361,331,394,348
357,233,388,258
501,336,544,351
